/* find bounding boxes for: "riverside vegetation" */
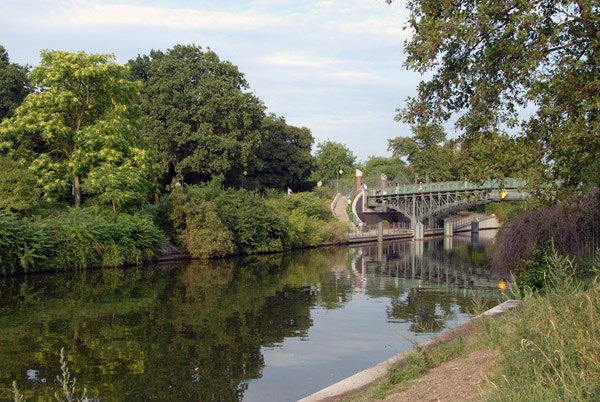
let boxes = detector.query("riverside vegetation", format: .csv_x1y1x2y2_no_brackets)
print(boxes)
0,174,346,275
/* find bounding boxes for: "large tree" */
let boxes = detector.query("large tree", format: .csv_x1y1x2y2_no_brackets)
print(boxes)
313,140,356,180
0,45,30,122
129,44,266,188
254,114,315,190
395,0,600,201
388,124,458,182
0,51,157,211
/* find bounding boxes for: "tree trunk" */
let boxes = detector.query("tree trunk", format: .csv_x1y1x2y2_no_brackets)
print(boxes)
74,175,81,207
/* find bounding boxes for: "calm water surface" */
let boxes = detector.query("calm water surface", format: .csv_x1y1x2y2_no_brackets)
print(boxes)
0,234,504,401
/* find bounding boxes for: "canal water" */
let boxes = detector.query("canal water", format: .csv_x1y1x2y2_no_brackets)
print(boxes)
0,234,505,401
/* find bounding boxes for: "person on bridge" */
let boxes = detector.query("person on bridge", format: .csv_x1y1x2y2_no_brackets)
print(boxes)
418,178,423,191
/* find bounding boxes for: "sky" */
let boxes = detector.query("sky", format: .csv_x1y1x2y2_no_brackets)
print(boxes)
0,0,434,162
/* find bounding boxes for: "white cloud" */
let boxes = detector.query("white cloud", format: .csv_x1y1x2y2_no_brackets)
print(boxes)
39,2,281,31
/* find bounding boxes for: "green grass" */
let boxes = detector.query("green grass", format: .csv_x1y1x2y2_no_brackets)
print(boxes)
342,323,487,401
483,250,600,401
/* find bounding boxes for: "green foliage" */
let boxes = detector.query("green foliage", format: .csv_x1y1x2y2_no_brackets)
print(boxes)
166,184,235,258
0,208,165,275
484,201,525,224
516,244,552,292
388,124,458,182
255,114,315,190
313,140,356,180
0,45,30,122
485,254,600,401
129,44,265,188
283,192,331,220
166,183,347,258
0,50,158,210
358,156,407,182
0,212,52,275
218,189,286,254
0,157,41,215
398,0,600,201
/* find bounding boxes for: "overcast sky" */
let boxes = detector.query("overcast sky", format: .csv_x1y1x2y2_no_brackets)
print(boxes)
1,0,437,162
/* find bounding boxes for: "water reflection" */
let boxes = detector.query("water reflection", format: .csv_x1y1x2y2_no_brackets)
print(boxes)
0,236,502,401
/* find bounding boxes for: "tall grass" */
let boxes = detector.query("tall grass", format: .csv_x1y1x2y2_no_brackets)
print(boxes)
485,250,600,401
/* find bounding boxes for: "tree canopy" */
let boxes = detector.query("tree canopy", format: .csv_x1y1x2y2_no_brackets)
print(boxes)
388,124,458,182
313,140,356,180
0,45,30,122
254,114,315,191
0,50,157,211
129,44,265,188
396,0,600,200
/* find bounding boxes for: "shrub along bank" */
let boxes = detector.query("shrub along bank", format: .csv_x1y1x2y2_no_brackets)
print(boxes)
164,177,347,259
0,178,348,275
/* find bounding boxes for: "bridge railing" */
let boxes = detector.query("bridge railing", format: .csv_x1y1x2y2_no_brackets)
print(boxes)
348,222,412,238
367,179,527,196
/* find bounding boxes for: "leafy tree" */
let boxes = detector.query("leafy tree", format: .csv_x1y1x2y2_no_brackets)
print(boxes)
388,124,457,182
0,50,157,211
313,140,356,180
0,45,30,122
129,44,265,188
358,156,408,182
255,114,315,190
395,0,600,200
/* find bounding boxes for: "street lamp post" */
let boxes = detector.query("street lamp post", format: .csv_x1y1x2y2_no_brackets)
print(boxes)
337,168,343,194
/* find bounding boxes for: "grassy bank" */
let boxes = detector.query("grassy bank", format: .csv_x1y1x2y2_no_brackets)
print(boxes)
344,249,600,401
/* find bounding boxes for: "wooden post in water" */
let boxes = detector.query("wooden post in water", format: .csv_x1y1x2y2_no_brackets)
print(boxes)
377,221,383,242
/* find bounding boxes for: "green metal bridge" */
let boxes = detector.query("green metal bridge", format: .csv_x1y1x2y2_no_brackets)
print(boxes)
364,179,528,226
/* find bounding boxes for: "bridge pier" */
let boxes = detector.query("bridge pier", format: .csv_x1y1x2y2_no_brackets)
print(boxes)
414,222,424,241
444,221,453,237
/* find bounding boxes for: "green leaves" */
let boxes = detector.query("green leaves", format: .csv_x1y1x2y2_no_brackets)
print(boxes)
130,45,265,188
399,0,600,200
313,140,356,180
0,50,156,210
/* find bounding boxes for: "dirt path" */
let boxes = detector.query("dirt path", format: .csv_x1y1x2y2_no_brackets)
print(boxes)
380,348,499,402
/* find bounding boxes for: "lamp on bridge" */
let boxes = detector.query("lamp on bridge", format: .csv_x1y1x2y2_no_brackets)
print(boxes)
337,168,343,194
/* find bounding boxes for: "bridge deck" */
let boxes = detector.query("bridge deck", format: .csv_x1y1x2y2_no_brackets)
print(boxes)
367,179,526,197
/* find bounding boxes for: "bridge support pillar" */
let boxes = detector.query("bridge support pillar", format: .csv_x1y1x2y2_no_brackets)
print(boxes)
444,221,453,237
414,222,424,241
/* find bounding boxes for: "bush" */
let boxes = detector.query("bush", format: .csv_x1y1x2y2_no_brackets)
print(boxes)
0,157,41,216
0,212,52,275
0,208,166,275
492,190,600,280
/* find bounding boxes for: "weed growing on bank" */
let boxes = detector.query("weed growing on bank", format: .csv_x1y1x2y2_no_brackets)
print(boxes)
484,250,600,401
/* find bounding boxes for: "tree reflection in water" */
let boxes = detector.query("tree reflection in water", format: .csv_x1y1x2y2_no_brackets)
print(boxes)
0,236,501,401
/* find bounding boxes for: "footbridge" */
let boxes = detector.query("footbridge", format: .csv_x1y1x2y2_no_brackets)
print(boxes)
364,179,527,226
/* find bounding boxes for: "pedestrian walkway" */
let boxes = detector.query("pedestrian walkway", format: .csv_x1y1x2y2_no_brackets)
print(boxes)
332,195,349,222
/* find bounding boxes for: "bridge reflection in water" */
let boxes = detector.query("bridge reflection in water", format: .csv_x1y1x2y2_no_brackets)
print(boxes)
349,234,503,301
